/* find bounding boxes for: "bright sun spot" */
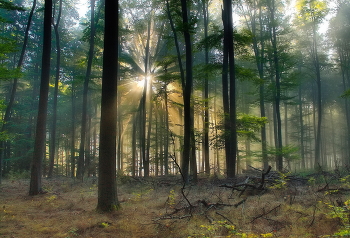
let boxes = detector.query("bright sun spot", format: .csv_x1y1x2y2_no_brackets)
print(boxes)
136,78,145,88
136,76,152,88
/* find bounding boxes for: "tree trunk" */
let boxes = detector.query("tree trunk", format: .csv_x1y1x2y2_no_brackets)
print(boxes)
0,0,37,184
131,115,137,177
164,89,169,175
48,0,63,178
268,0,283,171
313,22,322,169
223,0,236,178
77,0,96,180
97,0,119,212
180,0,194,184
222,4,230,177
202,0,210,176
70,77,77,177
29,0,52,195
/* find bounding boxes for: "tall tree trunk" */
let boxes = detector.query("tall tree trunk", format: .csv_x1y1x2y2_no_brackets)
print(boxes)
298,83,306,169
180,0,194,184
48,0,63,178
70,85,76,177
202,0,210,176
254,3,268,170
97,0,119,212
222,3,230,177
29,0,52,195
0,0,37,184
164,89,169,175
131,115,137,177
223,0,236,178
313,22,323,169
268,0,283,171
339,49,350,163
77,0,96,179
166,0,185,92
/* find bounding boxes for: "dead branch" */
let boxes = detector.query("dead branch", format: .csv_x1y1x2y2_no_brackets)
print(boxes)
250,204,281,223
233,199,246,207
216,211,234,225
153,214,192,221
220,166,272,198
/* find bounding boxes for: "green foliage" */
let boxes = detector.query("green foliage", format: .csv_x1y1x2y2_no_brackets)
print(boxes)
341,89,350,99
130,188,154,202
269,171,290,190
340,175,350,188
323,200,350,237
263,145,300,163
5,170,30,179
166,189,176,208
237,113,268,141
296,0,329,25
212,113,267,148
0,0,25,11
189,220,274,238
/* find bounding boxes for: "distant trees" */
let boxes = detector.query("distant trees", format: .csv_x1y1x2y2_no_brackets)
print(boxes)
329,1,350,164
48,0,63,178
0,0,30,184
77,0,97,180
0,0,348,187
296,0,328,168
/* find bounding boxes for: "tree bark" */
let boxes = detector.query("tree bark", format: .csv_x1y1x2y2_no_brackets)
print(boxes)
268,0,283,171
48,0,63,178
223,0,236,178
29,0,52,195
97,0,119,212
180,0,194,184
312,21,323,169
201,0,210,176
77,0,96,180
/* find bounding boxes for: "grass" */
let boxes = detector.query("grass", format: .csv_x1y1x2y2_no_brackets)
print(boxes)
0,174,349,238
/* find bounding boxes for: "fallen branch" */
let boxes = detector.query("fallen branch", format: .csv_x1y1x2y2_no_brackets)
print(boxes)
250,204,281,223
216,211,234,225
220,166,272,198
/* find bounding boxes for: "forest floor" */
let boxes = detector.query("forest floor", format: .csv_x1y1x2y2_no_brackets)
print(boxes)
0,171,349,238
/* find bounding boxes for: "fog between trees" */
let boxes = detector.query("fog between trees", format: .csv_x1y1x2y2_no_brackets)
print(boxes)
0,0,349,187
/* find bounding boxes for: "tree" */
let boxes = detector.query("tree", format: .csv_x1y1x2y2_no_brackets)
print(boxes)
77,0,97,180
296,0,328,168
267,0,283,171
238,0,269,169
48,0,63,178
97,0,119,212
180,0,194,184
29,0,53,195
201,0,210,175
0,0,29,184
329,1,350,164
222,0,237,178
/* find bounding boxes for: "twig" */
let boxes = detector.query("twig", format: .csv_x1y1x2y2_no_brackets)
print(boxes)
234,199,246,208
308,205,317,227
216,211,234,225
250,204,281,223
153,214,192,221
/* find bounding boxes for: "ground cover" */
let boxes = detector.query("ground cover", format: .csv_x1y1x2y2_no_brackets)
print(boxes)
0,171,349,237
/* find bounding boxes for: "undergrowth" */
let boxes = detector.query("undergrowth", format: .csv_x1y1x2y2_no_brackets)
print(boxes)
0,172,349,237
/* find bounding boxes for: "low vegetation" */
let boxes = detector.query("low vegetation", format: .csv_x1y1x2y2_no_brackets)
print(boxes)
1,170,350,237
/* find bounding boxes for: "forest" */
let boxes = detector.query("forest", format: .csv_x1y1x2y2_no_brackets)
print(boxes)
1,0,350,237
